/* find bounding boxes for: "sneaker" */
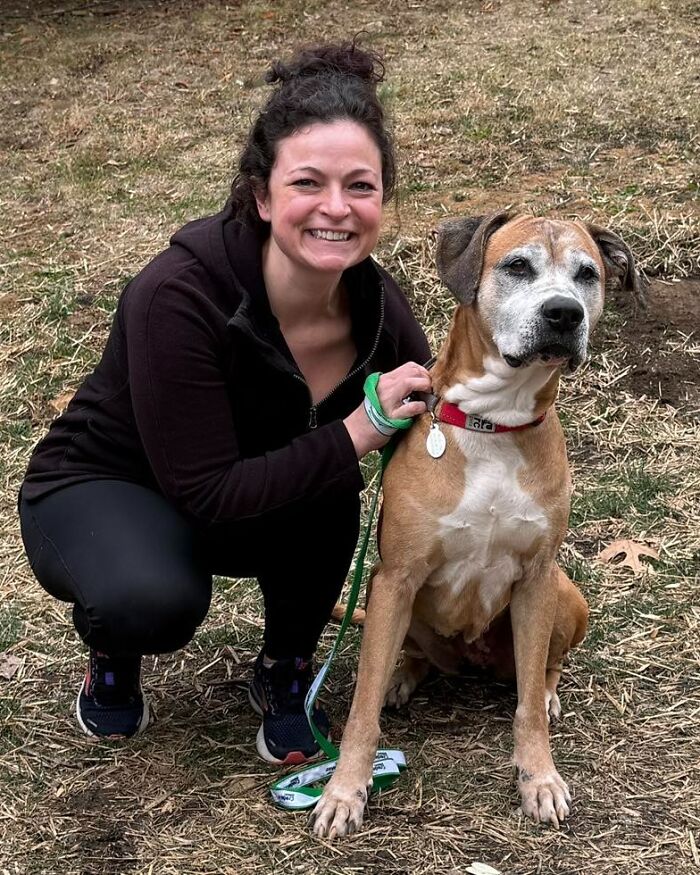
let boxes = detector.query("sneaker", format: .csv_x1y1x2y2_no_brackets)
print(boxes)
248,652,330,765
76,649,150,739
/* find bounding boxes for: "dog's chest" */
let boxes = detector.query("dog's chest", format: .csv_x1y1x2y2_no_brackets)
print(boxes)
421,435,549,638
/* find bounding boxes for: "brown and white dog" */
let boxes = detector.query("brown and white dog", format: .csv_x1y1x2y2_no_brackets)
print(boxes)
311,212,642,838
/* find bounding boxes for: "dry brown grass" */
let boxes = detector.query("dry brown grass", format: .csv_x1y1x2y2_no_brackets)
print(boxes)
2,1,699,873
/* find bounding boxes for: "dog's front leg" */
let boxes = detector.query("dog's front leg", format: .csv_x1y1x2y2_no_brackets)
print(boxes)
510,562,571,827
311,566,417,839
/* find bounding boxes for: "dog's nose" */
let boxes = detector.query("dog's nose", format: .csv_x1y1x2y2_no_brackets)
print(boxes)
542,296,584,333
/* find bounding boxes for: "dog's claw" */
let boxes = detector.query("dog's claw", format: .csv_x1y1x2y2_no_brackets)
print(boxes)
518,767,571,827
311,776,369,839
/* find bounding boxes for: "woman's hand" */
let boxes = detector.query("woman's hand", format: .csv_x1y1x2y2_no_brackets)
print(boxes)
343,362,432,458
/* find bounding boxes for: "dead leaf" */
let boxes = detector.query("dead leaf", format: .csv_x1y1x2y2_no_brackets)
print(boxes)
0,654,22,681
49,390,74,414
597,539,659,574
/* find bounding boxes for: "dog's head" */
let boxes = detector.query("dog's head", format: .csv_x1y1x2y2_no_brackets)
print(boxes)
436,212,643,373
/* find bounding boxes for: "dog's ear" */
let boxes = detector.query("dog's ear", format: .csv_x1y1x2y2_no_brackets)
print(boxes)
436,211,512,305
585,223,647,307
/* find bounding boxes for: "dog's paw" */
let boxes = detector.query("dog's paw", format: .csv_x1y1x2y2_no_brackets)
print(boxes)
384,672,415,709
545,689,561,723
517,765,571,827
310,775,371,839
384,657,428,709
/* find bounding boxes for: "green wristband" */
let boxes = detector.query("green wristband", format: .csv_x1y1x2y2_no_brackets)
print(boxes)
363,373,413,431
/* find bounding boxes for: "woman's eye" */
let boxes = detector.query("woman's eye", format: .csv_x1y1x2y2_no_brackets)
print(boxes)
293,178,317,188
350,181,375,192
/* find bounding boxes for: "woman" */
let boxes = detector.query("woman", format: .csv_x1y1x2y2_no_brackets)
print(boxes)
18,41,432,765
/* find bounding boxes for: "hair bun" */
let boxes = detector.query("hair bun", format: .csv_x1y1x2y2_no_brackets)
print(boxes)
265,40,385,87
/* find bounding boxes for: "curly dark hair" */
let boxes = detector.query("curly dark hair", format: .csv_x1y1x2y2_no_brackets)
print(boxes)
229,40,396,228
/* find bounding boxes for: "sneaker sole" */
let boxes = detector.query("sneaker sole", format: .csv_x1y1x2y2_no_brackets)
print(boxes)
75,678,150,740
248,686,326,766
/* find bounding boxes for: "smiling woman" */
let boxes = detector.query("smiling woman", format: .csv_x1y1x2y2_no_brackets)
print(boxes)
18,40,431,766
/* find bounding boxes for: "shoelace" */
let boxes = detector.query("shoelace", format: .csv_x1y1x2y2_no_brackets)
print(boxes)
262,658,312,716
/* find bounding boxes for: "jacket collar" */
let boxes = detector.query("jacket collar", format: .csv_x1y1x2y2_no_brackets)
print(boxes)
219,209,385,375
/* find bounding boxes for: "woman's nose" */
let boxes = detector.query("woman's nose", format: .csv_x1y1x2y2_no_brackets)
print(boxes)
320,185,351,219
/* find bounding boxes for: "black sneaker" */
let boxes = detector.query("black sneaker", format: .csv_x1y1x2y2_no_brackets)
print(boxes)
76,649,149,739
248,652,330,765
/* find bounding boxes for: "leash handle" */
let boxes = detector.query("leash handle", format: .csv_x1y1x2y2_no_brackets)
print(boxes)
271,749,407,810
363,373,413,431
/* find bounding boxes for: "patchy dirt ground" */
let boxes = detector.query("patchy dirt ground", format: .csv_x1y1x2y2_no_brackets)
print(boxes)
1,1,699,874
603,278,700,413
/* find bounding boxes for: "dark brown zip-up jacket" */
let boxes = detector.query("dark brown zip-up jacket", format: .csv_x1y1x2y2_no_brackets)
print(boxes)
22,205,431,524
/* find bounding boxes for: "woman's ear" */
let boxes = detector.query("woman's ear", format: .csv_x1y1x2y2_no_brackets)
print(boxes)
253,182,271,222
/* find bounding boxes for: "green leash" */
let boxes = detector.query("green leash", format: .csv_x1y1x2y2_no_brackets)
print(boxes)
270,374,413,810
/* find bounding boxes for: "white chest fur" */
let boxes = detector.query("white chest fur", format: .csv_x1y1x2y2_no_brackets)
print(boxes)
430,429,549,625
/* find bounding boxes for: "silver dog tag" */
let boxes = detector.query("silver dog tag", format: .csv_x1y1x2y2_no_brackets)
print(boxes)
426,423,446,459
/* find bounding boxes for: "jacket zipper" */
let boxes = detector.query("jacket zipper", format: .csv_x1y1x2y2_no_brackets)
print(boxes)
295,281,386,430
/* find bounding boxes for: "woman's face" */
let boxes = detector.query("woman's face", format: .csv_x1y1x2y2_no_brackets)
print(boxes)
256,119,384,278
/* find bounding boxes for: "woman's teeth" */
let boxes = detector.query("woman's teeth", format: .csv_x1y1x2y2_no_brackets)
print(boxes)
309,230,351,241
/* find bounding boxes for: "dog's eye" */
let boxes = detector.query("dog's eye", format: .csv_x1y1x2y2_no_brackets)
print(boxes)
576,265,599,283
506,258,531,276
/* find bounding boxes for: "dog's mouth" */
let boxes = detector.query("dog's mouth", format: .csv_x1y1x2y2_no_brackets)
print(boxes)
503,343,577,370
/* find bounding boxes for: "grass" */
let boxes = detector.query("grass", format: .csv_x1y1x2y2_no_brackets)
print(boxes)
0,605,23,653
1,1,699,873
570,463,676,528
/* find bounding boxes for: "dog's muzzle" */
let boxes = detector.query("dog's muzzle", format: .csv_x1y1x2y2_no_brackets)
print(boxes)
503,296,587,371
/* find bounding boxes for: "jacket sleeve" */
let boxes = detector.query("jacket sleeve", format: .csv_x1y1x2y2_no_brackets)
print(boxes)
123,275,364,524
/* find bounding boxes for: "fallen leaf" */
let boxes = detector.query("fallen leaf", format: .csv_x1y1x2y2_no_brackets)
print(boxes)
49,390,74,414
597,539,659,574
0,654,22,680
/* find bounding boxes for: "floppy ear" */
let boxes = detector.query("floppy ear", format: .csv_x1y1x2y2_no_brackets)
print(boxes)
585,223,646,307
436,211,512,305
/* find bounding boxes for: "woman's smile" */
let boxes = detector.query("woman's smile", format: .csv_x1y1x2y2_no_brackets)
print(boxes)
307,229,353,241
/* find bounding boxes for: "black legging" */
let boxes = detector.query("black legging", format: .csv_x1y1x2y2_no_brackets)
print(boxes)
18,480,360,659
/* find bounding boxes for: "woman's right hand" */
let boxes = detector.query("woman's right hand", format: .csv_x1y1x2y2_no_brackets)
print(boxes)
343,362,432,458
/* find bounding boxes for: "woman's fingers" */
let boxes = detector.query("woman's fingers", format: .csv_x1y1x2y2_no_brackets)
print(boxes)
398,398,428,418
376,363,432,420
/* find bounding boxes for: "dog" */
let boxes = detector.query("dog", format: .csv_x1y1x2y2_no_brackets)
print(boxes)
311,212,642,838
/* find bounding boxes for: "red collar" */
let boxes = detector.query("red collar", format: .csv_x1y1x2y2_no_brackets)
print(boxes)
438,402,547,434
